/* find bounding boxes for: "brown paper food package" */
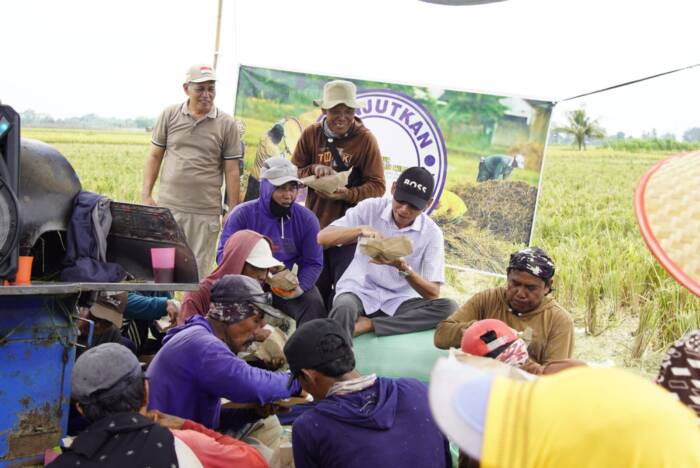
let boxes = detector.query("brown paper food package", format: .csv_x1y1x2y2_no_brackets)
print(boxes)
300,170,351,194
255,325,288,364
267,269,299,290
360,236,413,261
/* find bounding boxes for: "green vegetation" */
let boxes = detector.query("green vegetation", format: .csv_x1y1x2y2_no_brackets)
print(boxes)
532,146,700,356
554,108,605,151
25,128,151,145
22,128,699,364
23,128,148,203
236,66,532,157
20,109,155,130
604,137,700,153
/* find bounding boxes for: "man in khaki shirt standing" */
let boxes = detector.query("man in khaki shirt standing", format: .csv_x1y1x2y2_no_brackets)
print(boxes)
142,64,242,280
434,247,574,365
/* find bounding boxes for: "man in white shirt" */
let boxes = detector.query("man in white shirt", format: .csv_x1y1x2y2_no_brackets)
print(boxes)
317,167,457,338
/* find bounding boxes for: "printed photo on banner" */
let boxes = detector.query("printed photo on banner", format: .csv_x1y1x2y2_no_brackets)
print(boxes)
234,66,554,275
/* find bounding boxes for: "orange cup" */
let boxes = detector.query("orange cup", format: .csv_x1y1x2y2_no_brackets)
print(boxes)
12,256,33,285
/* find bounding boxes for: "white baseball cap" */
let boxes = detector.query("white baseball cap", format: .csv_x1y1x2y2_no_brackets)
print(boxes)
514,154,525,169
246,239,284,269
185,64,217,83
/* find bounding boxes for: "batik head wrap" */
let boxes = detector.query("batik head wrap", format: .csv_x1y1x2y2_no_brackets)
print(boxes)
507,247,555,280
207,274,278,324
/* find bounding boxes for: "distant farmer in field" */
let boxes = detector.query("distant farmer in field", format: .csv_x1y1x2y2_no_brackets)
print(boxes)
476,153,525,182
292,80,386,308
318,167,457,338
218,157,326,326
244,122,285,201
141,64,243,280
284,318,451,468
434,247,574,366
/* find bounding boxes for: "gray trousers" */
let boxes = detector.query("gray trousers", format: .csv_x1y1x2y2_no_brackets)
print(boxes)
330,292,458,339
272,286,327,327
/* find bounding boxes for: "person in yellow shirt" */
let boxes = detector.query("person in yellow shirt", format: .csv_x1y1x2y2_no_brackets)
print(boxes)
430,359,700,468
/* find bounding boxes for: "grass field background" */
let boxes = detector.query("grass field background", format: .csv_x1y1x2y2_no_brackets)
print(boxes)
23,128,700,374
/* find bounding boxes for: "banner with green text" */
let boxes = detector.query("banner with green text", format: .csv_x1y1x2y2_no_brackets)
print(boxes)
235,66,554,275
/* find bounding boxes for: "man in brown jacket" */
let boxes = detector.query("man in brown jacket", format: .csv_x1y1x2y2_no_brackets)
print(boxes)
292,80,386,308
434,247,574,365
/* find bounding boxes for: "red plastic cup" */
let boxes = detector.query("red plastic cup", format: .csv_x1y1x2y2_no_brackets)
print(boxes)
150,248,175,283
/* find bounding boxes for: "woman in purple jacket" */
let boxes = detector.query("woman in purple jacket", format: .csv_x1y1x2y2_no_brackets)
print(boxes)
218,156,327,325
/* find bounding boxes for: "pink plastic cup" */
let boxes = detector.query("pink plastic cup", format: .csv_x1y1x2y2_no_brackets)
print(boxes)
151,247,175,283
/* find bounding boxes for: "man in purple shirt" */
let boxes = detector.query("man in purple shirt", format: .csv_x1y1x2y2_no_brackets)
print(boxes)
284,318,451,468
146,274,300,431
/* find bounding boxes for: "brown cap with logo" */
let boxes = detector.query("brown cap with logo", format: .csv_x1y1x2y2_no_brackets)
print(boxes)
185,64,217,83
90,291,128,328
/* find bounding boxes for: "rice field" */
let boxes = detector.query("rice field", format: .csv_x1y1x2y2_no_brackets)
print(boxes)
22,128,700,373
531,147,700,372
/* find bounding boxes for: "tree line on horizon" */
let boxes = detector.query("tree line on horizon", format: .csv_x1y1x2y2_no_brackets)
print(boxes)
19,104,700,154
551,108,700,152
19,109,156,130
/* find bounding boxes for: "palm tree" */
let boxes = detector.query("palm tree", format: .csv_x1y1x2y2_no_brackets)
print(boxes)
555,109,605,151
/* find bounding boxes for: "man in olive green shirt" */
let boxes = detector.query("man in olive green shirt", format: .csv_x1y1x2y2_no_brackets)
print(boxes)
142,64,242,280
434,247,574,364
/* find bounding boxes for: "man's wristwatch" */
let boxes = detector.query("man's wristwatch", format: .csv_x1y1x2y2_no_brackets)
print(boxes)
398,264,413,278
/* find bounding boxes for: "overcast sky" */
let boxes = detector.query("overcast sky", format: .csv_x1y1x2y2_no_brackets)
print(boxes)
3,0,699,137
